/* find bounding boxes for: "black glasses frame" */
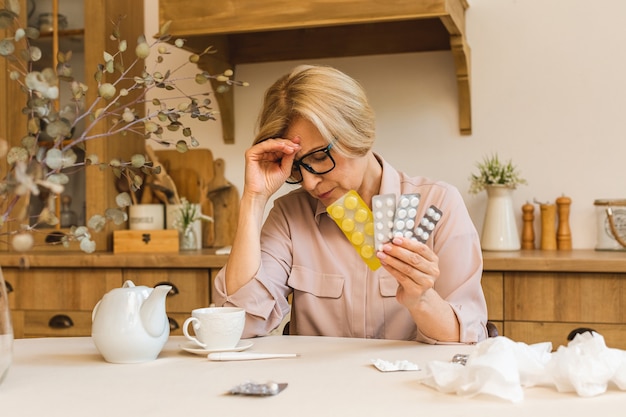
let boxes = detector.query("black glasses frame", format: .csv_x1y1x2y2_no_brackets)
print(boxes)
286,142,336,184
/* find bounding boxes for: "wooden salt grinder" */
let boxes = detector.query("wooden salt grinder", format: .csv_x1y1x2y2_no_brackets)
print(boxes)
556,195,572,250
521,202,535,249
539,203,557,250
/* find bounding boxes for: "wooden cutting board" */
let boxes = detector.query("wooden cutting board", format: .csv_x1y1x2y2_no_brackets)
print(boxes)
154,149,216,247
207,158,239,248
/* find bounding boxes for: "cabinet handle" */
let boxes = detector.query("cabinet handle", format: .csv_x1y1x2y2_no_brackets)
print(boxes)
168,317,180,331
48,314,74,329
155,282,179,297
4,280,13,294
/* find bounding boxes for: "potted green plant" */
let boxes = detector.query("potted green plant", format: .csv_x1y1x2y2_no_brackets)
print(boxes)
169,197,213,250
468,153,527,194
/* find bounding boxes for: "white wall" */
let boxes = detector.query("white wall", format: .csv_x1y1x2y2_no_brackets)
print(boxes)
145,0,626,249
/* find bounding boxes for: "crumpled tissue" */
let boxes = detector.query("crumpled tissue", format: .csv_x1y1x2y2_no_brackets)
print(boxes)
418,332,626,402
371,358,419,372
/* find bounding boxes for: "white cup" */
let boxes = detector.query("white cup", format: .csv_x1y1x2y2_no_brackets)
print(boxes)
182,307,245,350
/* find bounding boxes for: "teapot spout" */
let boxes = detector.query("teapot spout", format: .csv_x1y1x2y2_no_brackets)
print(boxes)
140,284,172,337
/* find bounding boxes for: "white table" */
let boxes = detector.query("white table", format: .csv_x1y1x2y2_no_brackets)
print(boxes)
1,335,624,416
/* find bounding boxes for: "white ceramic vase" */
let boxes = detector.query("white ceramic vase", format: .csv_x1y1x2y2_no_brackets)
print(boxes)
481,185,521,251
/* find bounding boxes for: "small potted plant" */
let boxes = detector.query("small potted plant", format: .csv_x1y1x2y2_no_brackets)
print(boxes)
171,197,212,250
468,153,527,194
469,153,527,251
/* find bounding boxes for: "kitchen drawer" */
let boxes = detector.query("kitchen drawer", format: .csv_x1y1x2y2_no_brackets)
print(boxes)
122,268,211,313
22,310,93,338
481,272,503,321
505,321,626,351
8,268,122,310
10,310,25,339
505,272,626,323
168,312,190,336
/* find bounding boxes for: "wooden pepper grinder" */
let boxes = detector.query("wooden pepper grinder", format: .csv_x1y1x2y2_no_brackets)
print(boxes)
521,202,535,249
537,200,557,250
556,195,572,250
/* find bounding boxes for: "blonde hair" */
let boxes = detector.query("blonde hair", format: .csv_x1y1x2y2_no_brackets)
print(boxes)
254,65,376,157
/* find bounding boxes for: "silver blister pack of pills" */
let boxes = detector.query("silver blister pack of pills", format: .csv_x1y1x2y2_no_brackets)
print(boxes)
415,205,442,243
392,193,420,240
372,193,396,251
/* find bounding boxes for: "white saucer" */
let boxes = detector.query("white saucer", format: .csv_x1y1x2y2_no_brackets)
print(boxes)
180,340,254,355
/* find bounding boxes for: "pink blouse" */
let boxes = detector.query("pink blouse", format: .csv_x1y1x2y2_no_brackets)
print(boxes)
213,155,488,343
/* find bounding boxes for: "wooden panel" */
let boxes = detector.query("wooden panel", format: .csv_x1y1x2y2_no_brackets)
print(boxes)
160,0,471,140
23,310,93,338
209,267,221,304
506,321,626,351
0,250,229,269
12,268,122,310
481,272,503,321
2,269,19,310
122,269,211,313
161,0,455,36
10,310,25,339
83,0,146,251
504,272,626,323
168,312,187,336
483,249,626,273
226,19,451,64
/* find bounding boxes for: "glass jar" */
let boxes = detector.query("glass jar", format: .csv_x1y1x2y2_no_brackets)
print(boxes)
180,226,198,251
38,13,68,33
594,199,626,251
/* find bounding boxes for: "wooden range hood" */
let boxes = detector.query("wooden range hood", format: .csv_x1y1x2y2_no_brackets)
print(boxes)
159,0,471,143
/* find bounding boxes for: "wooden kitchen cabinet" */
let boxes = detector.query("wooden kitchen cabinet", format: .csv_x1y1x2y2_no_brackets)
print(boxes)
0,251,228,338
483,250,626,350
4,267,121,337
159,0,472,142
1,0,145,252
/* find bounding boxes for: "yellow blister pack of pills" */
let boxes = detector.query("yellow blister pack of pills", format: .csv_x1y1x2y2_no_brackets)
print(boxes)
326,190,381,271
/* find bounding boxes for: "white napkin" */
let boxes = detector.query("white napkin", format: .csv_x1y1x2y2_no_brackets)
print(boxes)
548,331,626,396
371,358,419,372
419,332,626,402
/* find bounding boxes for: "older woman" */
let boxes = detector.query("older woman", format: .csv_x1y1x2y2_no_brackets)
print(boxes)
213,65,488,344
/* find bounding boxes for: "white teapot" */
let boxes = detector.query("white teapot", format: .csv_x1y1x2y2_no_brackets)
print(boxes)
92,280,172,363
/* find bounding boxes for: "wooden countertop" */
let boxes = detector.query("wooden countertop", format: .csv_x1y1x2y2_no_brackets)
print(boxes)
483,249,626,273
1,249,624,273
0,249,230,269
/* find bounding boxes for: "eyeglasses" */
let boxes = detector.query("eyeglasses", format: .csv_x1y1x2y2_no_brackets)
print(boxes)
286,141,336,184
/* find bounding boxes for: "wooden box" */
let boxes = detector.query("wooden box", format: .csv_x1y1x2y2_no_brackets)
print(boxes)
113,230,179,254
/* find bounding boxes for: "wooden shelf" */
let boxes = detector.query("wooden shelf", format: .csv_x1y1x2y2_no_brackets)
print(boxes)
482,249,626,273
159,0,472,143
0,249,229,269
